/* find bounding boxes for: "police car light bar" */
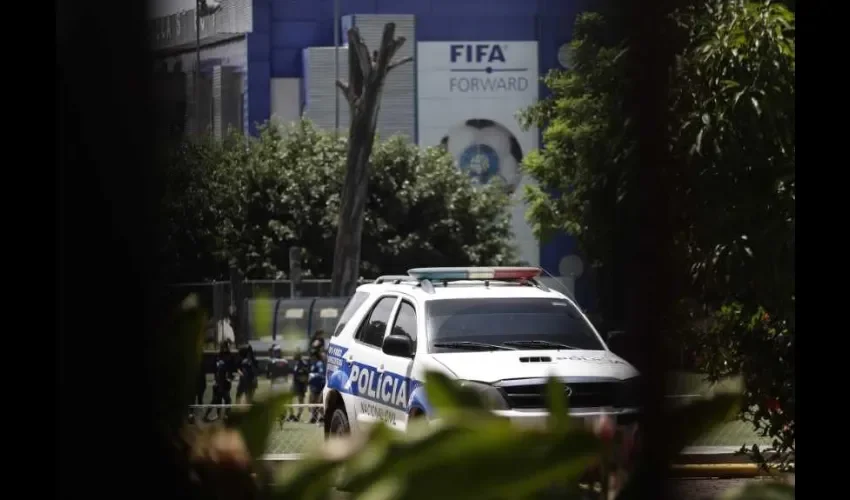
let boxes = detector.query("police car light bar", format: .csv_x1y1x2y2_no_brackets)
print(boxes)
406,267,542,282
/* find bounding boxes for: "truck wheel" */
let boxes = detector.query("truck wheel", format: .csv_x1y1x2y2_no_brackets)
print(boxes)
327,405,351,438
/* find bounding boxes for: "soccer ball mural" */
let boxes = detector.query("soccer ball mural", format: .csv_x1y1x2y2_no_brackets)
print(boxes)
439,119,524,194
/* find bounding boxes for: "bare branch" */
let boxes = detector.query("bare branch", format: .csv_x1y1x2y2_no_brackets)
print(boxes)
335,80,354,105
347,28,373,83
387,56,413,72
373,23,400,74
389,37,407,57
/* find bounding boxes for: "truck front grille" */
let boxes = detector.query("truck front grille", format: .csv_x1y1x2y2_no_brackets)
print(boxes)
500,381,621,410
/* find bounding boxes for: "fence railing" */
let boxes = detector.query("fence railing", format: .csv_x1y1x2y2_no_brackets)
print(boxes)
189,403,325,456
170,279,372,346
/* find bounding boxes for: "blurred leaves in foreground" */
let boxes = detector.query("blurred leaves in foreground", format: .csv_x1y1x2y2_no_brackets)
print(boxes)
518,0,795,469
171,314,791,500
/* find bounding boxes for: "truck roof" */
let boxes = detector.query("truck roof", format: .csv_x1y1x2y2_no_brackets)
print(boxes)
355,279,569,302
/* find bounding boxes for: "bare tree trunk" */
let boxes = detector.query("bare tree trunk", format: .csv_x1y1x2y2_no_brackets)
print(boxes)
330,23,412,297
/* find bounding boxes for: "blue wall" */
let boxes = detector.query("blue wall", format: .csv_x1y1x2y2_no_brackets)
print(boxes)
247,0,592,302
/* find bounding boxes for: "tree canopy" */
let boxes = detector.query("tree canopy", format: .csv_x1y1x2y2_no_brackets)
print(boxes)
160,120,516,282
520,0,794,461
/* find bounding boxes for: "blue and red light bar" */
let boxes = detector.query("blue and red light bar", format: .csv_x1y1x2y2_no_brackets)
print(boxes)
406,267,542,281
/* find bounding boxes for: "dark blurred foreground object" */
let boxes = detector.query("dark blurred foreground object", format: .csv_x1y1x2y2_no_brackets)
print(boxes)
619,0,681,496
604,330,640,366
58,1,177,497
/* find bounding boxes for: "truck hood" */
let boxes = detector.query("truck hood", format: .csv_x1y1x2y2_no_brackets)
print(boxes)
429,349,639,382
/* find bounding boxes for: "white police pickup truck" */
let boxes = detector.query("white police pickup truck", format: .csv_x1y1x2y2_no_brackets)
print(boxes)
322,267,640,438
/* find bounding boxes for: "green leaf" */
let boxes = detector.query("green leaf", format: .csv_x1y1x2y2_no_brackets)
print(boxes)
232,391,293,459
545,377,569,430
338,422,468,493
694,128,705,155
750,96,762,116
380,426,601,500
252,289,274,339
338,409,598,499
270,457,343,500
424,372,489,416
720,482,794,500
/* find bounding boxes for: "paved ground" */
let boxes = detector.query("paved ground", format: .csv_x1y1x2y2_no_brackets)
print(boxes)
192,376,323,454
193,372,770,455
666,476,794,499
666,372,770,448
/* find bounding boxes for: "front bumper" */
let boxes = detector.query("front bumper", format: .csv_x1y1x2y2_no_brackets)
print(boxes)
492,407,640,430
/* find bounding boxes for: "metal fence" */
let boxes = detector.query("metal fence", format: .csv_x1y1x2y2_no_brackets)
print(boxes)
189,403,325,457
171,279,371,313
171,279,374,346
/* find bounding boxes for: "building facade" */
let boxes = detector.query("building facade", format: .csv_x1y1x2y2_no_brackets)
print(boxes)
151,0,593,304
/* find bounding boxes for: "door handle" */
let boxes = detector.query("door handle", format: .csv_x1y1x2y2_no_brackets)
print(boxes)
345,354,354,363
377,364,384,373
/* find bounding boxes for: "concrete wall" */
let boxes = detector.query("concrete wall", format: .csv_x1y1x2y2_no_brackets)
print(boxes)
270,78,302,125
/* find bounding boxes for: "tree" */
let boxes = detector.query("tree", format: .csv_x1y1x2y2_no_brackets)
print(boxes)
331,23,414,297
160,120,515,283
519,11,635,328
671,0,795,465
161,137,233,283
521,0,794,461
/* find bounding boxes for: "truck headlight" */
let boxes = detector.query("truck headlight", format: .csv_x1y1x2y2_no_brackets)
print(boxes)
458,380,511,411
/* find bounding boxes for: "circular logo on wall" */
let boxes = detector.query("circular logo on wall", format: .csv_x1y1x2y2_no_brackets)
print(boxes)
440,119,524,194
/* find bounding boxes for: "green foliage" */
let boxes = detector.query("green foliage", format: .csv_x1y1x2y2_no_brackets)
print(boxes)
265,374,752,500
518,12,631,245
160,138,234,282
521,0,794,464
671,0,795,309
517,11,636,325
161,120,515,281
273,374,604,500
158,295,792,498
230,391,293,459
698,304,794,469
671,0,795,467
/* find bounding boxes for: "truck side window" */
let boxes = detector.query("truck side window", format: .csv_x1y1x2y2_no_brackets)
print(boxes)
332,292,369,337
390,301,418,352
355,297,397,348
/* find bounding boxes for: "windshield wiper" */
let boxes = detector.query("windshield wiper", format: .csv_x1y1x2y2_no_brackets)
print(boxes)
501,340,581,350
433,341,517,351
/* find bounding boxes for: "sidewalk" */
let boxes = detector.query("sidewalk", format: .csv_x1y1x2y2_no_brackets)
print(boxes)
672,446,794,478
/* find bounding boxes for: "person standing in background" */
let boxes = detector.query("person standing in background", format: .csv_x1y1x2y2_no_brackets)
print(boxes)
267,344,287,390
286,350,310,423
309,329,326,359
205,342,234,422
188,364,207,424
248,344,259,393
235,344,257,404
307,351,326,424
